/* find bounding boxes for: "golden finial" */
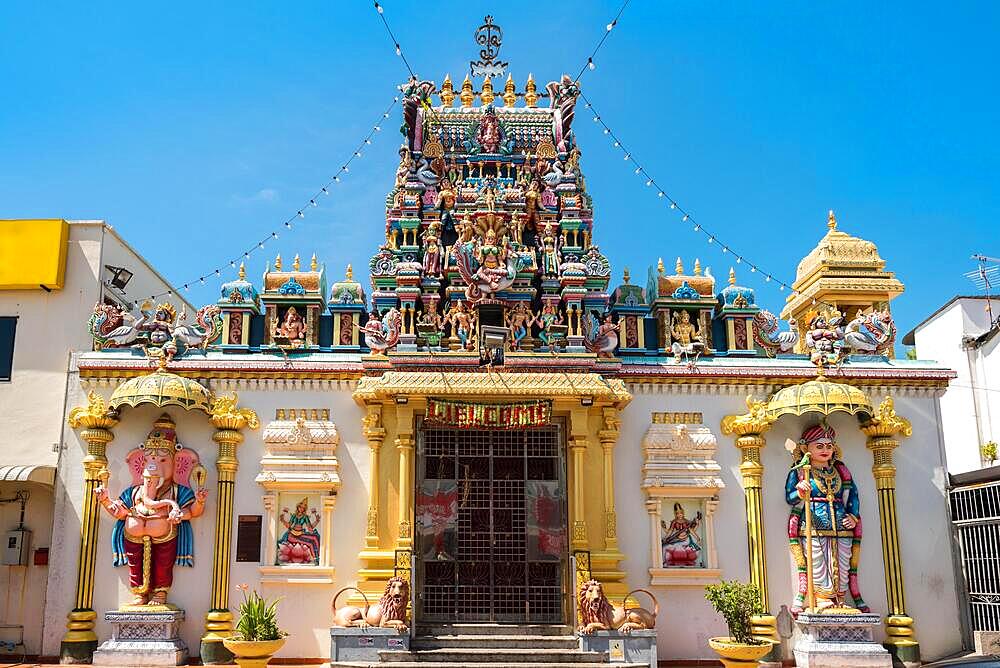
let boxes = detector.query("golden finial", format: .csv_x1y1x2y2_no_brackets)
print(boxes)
728,267,736,286
694,258,702,276
503,73,516,107
657,258,665,276
675,257,684,275
239,261,246,280
524,73,538,107
346,264,353,281
274,254,282,271
623,267,631,285
310,253,318,271
828,209,837,230
440,74,455,107
460,74,474,107
293,254,301,272
481,76,495,105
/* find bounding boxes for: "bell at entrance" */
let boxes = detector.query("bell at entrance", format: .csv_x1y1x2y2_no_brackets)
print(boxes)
415,425,568,623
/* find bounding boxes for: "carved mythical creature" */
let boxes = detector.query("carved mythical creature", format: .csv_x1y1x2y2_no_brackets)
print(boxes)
362,308,402,354
753,310,799,357
452,231,525,302
545,74,579,151
842,311,896,356
95,414,207,606
88,302,130,348
583,311,619,358
805,312,845,367
577,580,658,635
92,301,220,361
331,576,410,633
399,78,435,152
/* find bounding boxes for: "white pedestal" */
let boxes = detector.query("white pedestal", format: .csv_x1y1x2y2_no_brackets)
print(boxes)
793,613,891,668
92,610,188,667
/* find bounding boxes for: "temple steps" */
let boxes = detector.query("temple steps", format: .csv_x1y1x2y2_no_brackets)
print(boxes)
379,647,611,662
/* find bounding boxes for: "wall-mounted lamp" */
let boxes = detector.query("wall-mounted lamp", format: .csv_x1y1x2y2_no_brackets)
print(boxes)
104,265,134,291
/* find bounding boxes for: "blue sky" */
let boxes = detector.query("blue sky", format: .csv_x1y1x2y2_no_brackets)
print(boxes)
2,2,998,348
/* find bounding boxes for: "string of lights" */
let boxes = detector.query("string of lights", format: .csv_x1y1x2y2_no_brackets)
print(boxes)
133,96,400,307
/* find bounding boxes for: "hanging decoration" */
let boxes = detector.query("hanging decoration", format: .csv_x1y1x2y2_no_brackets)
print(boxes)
425,398,552,430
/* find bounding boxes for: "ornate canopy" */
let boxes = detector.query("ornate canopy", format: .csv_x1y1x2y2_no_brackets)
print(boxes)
109,368,213,414
765,377,872,421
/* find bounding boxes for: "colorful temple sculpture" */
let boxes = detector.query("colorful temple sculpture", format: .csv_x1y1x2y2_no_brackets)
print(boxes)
43,23,962,667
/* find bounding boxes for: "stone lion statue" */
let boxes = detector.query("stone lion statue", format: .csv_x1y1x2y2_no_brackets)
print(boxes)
577,579,658,635
331,576,410,633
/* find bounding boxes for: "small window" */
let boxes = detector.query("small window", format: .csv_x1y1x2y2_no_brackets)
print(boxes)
0,317,16,381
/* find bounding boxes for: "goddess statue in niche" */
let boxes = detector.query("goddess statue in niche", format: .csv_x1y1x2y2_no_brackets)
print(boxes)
276,306,306,343
785,422,868,614
660,502,703,567
277,498,321,565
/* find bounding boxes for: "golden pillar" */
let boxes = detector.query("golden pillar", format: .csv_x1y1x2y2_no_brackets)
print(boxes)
363,405,386,549
721,397,779,646
201,394,259,665
568,431,588,550
395,406,415,550
599,408,620,551
861,397,919,666
61,392,118,664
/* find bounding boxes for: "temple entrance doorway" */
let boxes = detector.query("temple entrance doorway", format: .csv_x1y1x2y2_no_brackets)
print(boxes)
414,424,568,624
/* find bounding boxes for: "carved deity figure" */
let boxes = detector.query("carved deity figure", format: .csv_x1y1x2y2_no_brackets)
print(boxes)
786,422,868,614
277,498,321,565
418,301,445,348
422,221,443,277
474,229,509,291
445,300,477,351
536,302,563,352
481,178,498,213
394,146,412,188
670,310,703,362
805,313,845,367
276,306,307,343
506,302,535,351
510,211,526,246
524,178,544,227
96,415,207,606
661,502,703,567
477,107,502,153
435,178,457,231
538,221,561,277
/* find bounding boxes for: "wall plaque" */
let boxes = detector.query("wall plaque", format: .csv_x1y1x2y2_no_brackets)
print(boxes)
236,515,263,563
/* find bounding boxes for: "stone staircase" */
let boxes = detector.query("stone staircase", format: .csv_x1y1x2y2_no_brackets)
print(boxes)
336,623,648,667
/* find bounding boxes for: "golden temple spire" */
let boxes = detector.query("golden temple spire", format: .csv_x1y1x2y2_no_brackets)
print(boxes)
623,267,631,285
310,253,318,271
238,261,246,280
440,74,455,107
346,263,354,281
694,258,702,276
524,73,538,107
503,73,516,107
274,254,282,271
658,258,665,276
460,74,474,107
293,254,301,272
828,209,837,230
675,257,684,275
481,75,495,105
729,266,736,286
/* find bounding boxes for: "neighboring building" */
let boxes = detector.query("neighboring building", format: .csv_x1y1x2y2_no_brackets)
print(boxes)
904,296,999,474
0,219,191,656
40,75,962,668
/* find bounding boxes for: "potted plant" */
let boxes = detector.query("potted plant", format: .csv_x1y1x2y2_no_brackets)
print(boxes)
704,580,772,668
222,584,288,668
982,441,998,465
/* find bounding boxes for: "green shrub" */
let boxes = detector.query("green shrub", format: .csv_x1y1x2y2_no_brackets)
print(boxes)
983,441,998,463
704,580,765,645
233,584,285,642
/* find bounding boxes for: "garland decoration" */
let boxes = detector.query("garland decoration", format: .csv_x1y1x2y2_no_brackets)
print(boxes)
425,398,552,430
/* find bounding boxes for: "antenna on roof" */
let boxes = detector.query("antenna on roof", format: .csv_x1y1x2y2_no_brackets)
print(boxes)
968,254,1000,327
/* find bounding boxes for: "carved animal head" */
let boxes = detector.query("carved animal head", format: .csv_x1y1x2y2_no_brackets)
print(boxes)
578,579,614,627
379,576,410,622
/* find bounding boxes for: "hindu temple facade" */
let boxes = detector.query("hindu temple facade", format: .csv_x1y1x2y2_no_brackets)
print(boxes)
41,70,962,666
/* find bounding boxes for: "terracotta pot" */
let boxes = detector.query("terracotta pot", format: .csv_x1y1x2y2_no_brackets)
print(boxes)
221,637,287,668
707,637,773,668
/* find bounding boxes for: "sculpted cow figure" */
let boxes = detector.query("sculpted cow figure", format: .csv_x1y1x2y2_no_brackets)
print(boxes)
332,576,410,633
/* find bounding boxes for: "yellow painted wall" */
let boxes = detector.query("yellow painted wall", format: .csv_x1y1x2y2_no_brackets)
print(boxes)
0,219,69,289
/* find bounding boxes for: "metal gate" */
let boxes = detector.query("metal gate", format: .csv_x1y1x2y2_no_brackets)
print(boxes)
415,425,567,623
951,480,1000,631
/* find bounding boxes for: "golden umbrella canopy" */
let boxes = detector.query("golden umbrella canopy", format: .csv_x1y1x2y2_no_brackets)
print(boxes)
765,377,872,421
109,368,213,414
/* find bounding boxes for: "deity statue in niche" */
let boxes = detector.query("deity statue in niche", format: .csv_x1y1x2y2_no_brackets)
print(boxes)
660,501,703,567
422,221,443,277
277,497,321,565
670,310,704,361
536,302,563,352
537,221,561,277
476,106,502,153
785,422,869,614
435,178,457,232
95,414,207,606
474,228,509,291
444,300,477,351
276,306,306,343
505,302,535,351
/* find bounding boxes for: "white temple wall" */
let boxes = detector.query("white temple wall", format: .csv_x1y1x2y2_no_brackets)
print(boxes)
617,385,962,662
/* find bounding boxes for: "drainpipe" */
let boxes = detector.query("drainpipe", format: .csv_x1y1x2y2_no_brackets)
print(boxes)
962,335,986,466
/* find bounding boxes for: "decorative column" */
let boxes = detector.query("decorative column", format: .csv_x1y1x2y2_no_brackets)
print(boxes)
395,406,415,550
363,405,386,549
861,397,919,666
569,432,588,549
721,397,779,646
201,394,259,665
599,408,621,551
62,392,118,664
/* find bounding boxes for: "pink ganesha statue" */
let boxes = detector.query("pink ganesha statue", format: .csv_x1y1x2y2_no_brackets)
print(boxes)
95,414,208,606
